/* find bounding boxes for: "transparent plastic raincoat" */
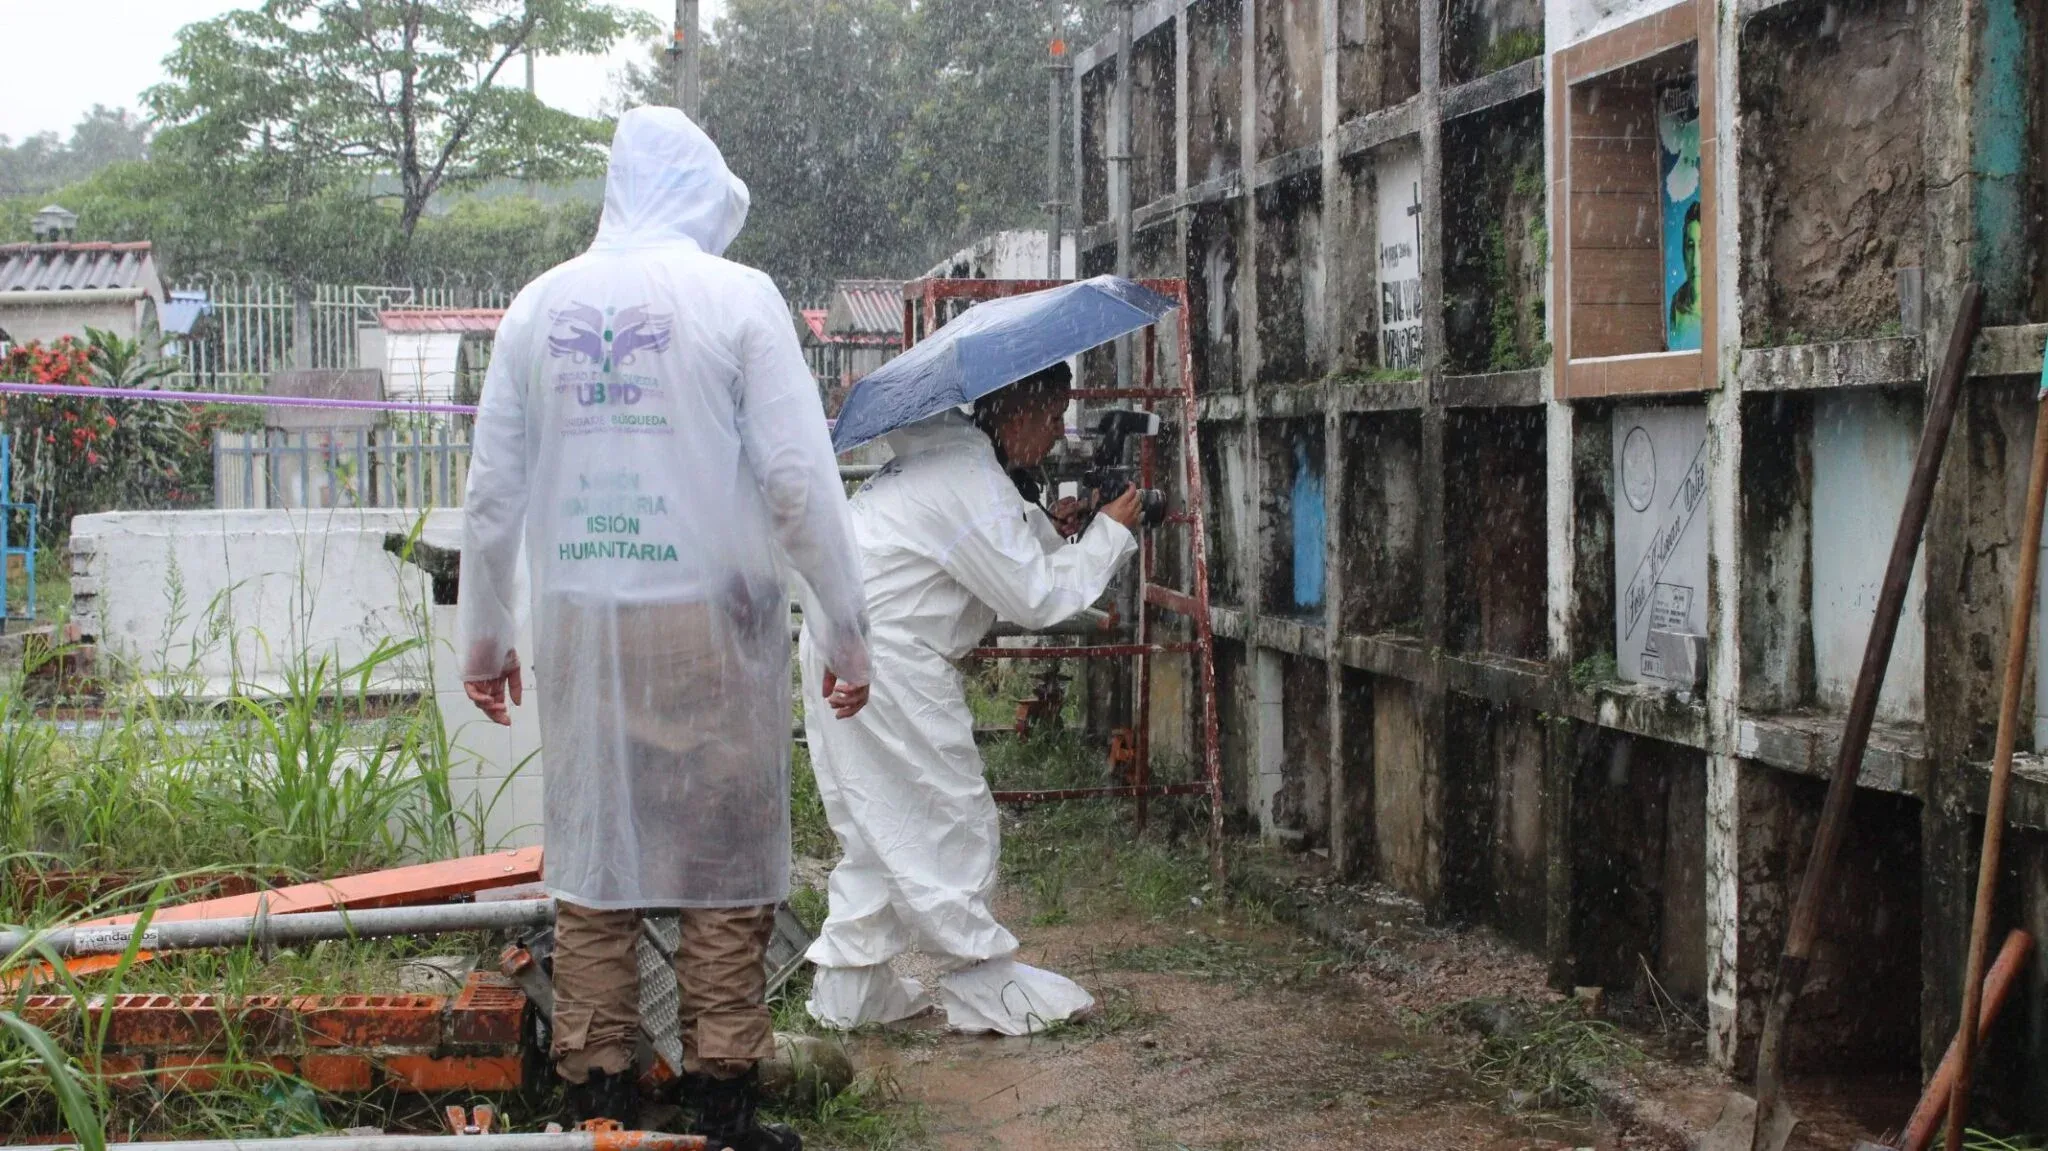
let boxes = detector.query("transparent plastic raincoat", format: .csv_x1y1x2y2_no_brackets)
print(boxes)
459,107,870,910
798,410,1135,1034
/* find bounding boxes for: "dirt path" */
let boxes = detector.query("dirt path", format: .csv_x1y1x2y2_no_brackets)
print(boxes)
836,894,1628,1151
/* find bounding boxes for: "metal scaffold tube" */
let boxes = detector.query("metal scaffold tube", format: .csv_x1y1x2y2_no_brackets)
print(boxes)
0,899,555,961
15,1134,708,1151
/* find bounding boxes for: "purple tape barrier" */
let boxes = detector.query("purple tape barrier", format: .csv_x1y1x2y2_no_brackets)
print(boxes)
0,379,480,416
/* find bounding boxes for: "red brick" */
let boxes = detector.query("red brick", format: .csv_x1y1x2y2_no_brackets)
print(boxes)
87,1053,149,1093
383,1054,523,1093
300,1053,375,1093
154,1053,223,1092
449,973,526,1047
295,994,445,1048
104,994,230,1049
14,994,77,1032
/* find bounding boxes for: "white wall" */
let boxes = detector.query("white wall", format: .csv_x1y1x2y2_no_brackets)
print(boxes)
70,508,544,847
0,298,151,346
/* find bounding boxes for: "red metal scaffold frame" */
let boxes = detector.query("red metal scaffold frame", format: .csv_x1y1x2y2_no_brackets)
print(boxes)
898,277,1225,880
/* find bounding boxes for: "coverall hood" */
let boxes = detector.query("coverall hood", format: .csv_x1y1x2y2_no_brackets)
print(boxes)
593,106,751,256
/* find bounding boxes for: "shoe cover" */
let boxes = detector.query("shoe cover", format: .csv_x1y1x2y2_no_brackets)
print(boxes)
938,958,1093,1036
805,963,931,1029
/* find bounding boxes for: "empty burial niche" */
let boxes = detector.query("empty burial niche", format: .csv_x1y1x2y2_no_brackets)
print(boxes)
1255,0,1321,162
1568,402,1618,674
1336,0,1422,120
1738,390,1926,724
1081,61,1113,226
1735,767,1920,1072
1564,45,1702,360
1569,728,1707,1004
1442,93,1548,376
1445,407,1548,660
1444,695,1548,951
1256,176,1328,383
1252,649,1332,845
1260,418,1328,619
1188,0,1244,186
1200,420,1252,608
1212,637,1254,818
1336,667,1377,876
1989,829,2048,1126
1190,204,1243,392
1739,0,1923,346
1340,410,1425,638
1443,0,1543,86
1373,674,1438,900
1329,156,1383,373
1131,26,1178,208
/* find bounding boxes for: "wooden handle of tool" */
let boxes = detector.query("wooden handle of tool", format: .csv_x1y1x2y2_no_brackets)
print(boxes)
1900,929,2033,1151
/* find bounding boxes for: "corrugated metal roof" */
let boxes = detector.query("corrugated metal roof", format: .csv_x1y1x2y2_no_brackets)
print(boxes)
379,308,504,334
801,308,828,342
826,279,902,337
0,242,156,293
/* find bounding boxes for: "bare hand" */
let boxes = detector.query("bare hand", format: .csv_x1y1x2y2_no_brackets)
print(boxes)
464,650,523,727
1048,497,1090,539
1101,485,1142,530
822,670,870,719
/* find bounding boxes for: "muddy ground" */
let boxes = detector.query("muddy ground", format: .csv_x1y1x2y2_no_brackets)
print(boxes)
801,854,1920,1151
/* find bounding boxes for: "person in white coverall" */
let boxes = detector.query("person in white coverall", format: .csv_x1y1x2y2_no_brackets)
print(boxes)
798,363,1142,1035
458,107,870,1151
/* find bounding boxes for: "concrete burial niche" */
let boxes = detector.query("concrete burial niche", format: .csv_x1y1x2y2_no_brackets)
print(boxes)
1340,411,1425,638
1251,649,1332,845
1337,667,1377,877
1259,418,1328,620
1733,768,1922,1073
1336,0,1422,121
1255,0,1321,162
1200,420,1251,608
1738,390,1927,725
1256,176,1328,383
1446,407,1548,660
1373,674,1439,900
1444,694,1549,951
1213,636,1253,815
1568,727,1708,1004
1443,0,1543,87
1132,26,1178,209
1190,203,1243,391
1082,63,1113,226
1441,93,1548,376
1738,0,1924,347
1329,156,1383,373
1188,0,1244,186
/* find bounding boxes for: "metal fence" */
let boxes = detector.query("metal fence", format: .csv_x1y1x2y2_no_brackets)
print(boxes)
169,275,514,394
213,425,471,510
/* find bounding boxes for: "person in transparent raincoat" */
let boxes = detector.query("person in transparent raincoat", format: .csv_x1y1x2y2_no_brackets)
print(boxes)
458,107,869,1151
798,364,1141,1035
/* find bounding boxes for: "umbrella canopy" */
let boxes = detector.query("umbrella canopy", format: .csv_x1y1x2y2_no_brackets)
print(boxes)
829,275,1178,453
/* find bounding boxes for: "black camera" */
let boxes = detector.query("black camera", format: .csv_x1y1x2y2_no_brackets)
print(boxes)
1065,409,1168,529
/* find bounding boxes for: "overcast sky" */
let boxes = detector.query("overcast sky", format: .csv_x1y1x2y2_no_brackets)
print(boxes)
0,0,726,143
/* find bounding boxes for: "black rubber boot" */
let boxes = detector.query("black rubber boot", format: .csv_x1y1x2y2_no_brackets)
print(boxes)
691,1067,801,1151
563,1067,642,1129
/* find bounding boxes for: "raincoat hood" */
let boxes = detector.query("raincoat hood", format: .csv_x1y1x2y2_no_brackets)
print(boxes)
593,106,750,256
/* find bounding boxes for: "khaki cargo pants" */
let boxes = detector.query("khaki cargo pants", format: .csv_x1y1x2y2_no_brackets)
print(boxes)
551,901,778,1083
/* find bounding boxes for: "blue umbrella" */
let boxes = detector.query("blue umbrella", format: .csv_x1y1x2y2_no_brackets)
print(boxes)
830,275,1179,453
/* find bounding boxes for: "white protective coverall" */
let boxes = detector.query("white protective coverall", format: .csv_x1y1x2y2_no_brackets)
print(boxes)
799,410,1136,1034
460,107,870,910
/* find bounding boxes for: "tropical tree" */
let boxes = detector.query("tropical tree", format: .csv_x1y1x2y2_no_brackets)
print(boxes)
145,0,653,273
